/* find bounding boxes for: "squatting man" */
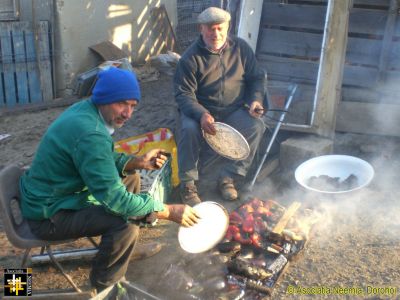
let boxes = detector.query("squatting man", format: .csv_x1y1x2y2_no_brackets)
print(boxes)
19,67,200,292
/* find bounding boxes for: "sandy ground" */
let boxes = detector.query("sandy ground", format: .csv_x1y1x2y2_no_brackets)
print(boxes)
1,74,400,299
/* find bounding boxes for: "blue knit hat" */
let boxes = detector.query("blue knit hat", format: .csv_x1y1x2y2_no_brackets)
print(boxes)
92,67,141,104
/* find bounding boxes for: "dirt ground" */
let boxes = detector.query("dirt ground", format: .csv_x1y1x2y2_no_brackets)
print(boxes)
1,73,400,299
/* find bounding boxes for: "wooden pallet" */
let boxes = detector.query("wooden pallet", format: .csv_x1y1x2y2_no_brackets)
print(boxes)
0,21,52,107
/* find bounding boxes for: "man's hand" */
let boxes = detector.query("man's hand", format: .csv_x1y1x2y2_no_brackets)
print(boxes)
248,101,264,118
126,149,169,171
200,112,216,135
157,204,200,227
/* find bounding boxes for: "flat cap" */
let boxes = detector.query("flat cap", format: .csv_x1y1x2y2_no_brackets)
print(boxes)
197,7,231,24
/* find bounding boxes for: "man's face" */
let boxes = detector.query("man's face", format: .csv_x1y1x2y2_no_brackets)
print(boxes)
99,100,138,129
200,22,229,51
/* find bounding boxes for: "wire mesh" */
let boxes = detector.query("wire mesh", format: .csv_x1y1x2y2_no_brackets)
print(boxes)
175,0,214,53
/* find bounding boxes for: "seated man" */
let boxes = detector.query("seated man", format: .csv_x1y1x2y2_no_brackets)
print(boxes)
19,67,199,292
174,7,266,205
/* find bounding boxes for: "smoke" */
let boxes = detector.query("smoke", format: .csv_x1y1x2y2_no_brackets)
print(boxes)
251,132,400,245
371,79,400,137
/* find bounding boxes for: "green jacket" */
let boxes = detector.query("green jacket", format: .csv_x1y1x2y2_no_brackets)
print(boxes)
20,99,164,221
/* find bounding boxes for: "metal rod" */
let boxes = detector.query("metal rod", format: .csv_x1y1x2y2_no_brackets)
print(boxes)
21,248,31,267
46,246,82,293
249,84,298,189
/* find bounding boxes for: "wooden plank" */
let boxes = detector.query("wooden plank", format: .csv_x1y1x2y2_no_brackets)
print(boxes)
336,102,400,137
265,0,327,2
353,0,390,6
259,28,383,67
24,24,43,103
349,8,388,35
0,22,16,107
390,41,400,69
342,65,379,87
346,37,382,66
258,55,320,84
395,17,400,37
258,28,323,59
342,86,400,104
342,72,400,105
0,44,4,107
150,5,177,54
272,202,301,235
386,69,400,85
313,0,351,138
11,22,29,105
261,3,388,36
261,3,327,30
36,21,53,101
378,0,398,81
258,55,379,87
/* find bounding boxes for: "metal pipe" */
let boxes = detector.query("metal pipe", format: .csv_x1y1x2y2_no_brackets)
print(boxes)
280,122,313,129
249,84,298,189
30,248,98,264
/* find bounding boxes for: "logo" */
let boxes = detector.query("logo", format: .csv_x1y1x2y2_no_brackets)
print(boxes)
4,268,32,296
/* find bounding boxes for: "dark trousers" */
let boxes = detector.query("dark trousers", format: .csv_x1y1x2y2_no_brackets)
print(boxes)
177,107,266,182
28,174,141,290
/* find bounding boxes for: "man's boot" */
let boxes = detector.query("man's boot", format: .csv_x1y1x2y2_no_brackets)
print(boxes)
218,177,238,201
180,182,201,206
130,242,163,261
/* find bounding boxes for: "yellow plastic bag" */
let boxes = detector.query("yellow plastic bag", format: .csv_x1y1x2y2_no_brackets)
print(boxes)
115,128,179,187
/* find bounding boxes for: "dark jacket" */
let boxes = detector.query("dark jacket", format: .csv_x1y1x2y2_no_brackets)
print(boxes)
174,35,265,121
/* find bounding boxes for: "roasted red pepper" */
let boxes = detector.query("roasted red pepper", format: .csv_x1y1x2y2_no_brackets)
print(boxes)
229,211,243,225
256,206,273,217
249,198,264,209
239,204,254,216
242,214,255,234
233,231,252,245
250,232,263,248
225,225,240,241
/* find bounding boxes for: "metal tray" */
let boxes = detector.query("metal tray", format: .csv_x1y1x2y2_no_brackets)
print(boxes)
203,122,250,161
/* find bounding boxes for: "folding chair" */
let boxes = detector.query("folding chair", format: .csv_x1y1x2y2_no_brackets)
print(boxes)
0,165,98,293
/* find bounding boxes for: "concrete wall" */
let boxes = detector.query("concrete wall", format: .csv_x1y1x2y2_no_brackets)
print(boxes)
17,0,177,98
53,0,177,97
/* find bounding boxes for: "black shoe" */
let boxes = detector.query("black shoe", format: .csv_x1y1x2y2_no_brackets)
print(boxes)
180,183,201,206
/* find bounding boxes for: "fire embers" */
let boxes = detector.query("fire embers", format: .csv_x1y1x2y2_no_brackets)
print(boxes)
217,197,321,297
222,198,289,253
221,198,320,256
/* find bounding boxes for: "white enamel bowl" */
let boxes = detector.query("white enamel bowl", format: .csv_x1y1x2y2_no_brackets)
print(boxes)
295,155,374,194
